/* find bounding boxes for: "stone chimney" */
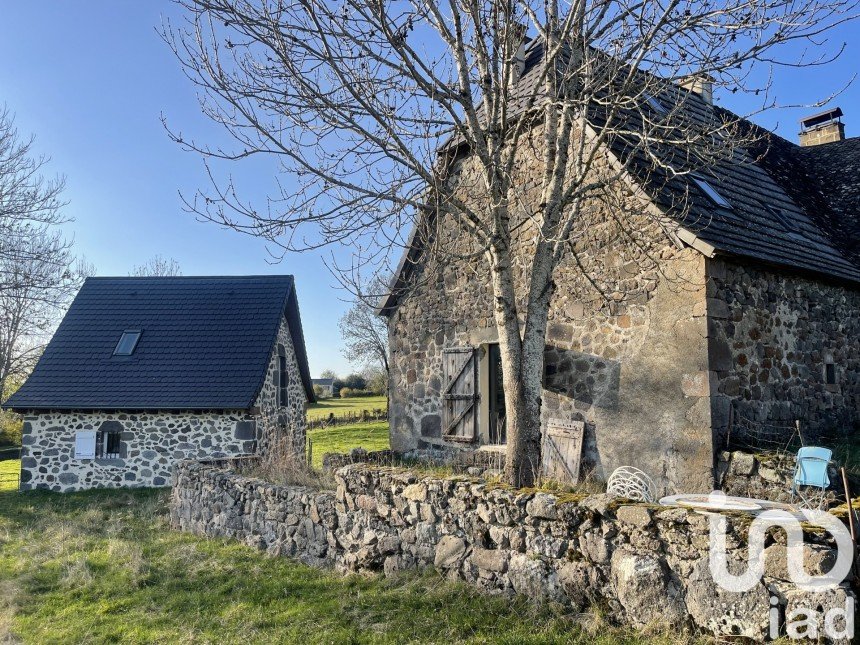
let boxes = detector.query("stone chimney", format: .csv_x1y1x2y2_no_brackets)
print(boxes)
799,108,845,147
508,24,530,85
678,74,714,105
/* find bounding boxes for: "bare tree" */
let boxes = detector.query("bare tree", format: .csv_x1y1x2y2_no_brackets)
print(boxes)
339,273,390,386
163,0,857,485
130,255,183,277
0,107,84,403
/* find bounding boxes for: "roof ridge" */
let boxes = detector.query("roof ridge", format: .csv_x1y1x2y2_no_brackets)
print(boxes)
85,274,295,281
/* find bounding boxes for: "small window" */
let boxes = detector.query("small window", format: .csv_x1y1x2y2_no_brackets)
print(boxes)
760,201,799,233
98,429,122,459
278,345,289,406
825,363,837,386
113,331,141,356
643,92,667,115
691,175,732,209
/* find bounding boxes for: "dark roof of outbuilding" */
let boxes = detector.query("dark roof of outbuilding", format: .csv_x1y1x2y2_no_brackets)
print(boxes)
3,275,315,411
312,378,334,386
379,43,860,314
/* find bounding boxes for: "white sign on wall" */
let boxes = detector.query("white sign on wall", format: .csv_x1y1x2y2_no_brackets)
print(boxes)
74,431,96,459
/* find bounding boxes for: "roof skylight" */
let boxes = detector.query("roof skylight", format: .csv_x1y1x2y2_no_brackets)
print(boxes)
761,201,803,236
644,92,668,115
113,331,141,356
691,175,732,209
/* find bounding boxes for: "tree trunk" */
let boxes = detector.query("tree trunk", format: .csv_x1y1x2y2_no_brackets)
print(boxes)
487,244,549,488
490,233,557,487
501,340,545,488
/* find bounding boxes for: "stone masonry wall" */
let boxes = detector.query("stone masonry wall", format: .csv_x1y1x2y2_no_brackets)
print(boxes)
172,461,855,640
18,313,307,492
707,258,860,444
255,312,308,456
20,410,253,491
388,125,714,493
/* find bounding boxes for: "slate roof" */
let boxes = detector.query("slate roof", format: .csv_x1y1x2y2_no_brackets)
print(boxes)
312,378,334,387
379,41,860,313
3,275,315,411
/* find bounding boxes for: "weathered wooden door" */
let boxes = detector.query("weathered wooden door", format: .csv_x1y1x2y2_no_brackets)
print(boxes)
541,419,585,484
442,347,478,442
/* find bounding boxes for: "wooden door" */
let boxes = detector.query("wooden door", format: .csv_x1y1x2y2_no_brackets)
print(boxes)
442,347,478,442
541,419,585,484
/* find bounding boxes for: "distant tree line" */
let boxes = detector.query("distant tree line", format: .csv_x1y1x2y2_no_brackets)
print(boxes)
315,368,386,399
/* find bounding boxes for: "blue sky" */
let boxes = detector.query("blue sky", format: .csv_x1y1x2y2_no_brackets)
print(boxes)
1,2,857,378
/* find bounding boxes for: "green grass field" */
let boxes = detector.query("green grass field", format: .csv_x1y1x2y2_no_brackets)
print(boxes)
307,421,390,469
0,485,670,644
307,395,387,420
0,459,20,492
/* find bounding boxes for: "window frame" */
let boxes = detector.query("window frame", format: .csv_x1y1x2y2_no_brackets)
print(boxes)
643,92,668,115
113,330,142,356
97,429,122,459
691,175,733,209
825,363,837,386
760,201,803,236
277,345,289,407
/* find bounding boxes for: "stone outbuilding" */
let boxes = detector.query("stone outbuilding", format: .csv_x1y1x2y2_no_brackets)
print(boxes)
378,44,859,494
3,275,315,491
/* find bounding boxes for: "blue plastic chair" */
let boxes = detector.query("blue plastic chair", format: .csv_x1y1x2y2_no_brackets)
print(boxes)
791,446,832,509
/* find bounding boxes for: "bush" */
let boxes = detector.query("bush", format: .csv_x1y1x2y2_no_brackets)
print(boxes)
0,410,22,447
313,384,330,399
338,388,379,398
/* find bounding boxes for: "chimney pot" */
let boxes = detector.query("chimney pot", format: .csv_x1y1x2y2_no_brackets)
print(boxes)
799,107,845,147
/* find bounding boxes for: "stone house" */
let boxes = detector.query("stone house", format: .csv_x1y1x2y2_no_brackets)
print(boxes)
379,46,859,494
312,378,335,397
2,275,315,491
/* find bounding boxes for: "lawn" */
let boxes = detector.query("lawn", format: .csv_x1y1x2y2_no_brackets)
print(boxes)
0,459,19,492
307,395,387,420
308,421,390,469
0,486,668,644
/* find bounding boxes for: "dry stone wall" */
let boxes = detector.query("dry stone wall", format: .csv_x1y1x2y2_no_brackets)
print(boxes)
18,314,307,492
172,460,855,640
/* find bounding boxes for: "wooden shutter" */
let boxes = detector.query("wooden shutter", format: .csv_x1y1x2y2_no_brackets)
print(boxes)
541,419,585,484
442,347,478,442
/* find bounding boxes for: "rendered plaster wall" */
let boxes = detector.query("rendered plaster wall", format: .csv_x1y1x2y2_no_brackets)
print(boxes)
18,313,308,492
387,126,715,493
706,258,860,443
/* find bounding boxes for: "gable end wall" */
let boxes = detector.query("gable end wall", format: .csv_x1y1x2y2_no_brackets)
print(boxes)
387,129,716,494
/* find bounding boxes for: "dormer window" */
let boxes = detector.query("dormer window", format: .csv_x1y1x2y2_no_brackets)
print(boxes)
691,175,732,209
113,330,141,356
